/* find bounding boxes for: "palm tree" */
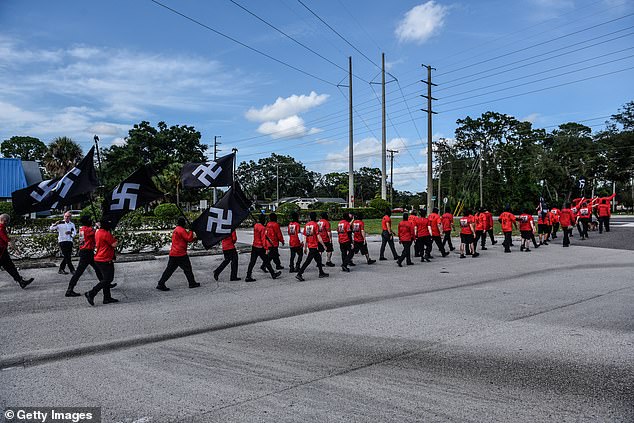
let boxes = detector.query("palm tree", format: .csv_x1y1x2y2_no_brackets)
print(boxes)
43,137,83,178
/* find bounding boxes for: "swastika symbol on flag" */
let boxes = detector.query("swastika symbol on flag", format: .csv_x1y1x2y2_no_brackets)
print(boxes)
30,179,58,202
53,167,81,198
206,207,233,234
110,183,141,211
193,163,222,187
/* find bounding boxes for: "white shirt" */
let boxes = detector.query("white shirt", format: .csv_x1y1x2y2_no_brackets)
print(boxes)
50,221,76,243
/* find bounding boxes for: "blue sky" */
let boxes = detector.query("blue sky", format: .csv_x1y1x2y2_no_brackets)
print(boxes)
1,0,632,193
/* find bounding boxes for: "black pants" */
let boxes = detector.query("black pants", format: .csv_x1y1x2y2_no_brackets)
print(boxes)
563,226,570,246
530,232,539,248
474,230,484,250
397,241,413,265
487,228,495,243
0,249,22,283
442,231,454,250
158,255,196,286
267,246,282,269
576,222,583,237
598,216,610,233
246,247,275,278
89,261,114,300
580,219,589,238
414,238,424,257
339,242,354,267
298,248,324,275
502,231,512,251
58,241,75,272
289,246,303,270
215,249,238,279
431,236,446,255
551,222,559,238
67,249,103,292
379,230,398,259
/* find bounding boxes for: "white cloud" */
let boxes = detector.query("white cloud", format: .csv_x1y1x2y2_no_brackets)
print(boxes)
111,137,127,147
395,1,448,44
521,113,540,124
257,115,321,139
245,91,329,122
85,123,127,136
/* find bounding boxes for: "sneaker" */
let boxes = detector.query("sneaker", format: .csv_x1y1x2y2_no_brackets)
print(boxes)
65,291,81,297
156,284,170,291
367,259,376,265
319,273,329,278
504,250,511,253
109,283,117,289
460,254,465,259
229,277,242,281
520,246,525,251
325,261,336,267
245,276,256,282
406,262,414,265
341,265,350,272
348,262,356,267
397,260,403,267
525,248,531,252
276,265,285,270
58,269,68,275
84,292,95,306
19,277,34,289
295,274,305,282
188,283,201,288
213,272,219,281
272,271,282,279
103,297,119,304
450,247,456,251
442,252,450,257
379,257,388,261
480,247,488,250
492,240,498,245
472,252,480,258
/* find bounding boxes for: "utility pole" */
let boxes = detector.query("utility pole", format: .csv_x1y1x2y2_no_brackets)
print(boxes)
276,163,279,209
213,135,221,203
479,145,483,208
421,64,437,212
387,149,398,208
381,52,387,200
437,138,445,210
348,56,354,208
231,148,238,189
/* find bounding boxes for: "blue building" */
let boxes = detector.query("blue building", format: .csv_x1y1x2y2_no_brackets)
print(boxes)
0,158,43,201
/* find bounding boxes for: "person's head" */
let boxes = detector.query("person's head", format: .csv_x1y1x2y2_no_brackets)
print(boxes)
342,211,349,221
582,202,588,207
385,208,392,217
309,211,317,222
410,210,417,216
320,211,328,220
403,212,409,220
269,212,277,222
291,211,299,222
80,215,92,227
177,216,187,227
432,207,439,214
99,219,113,231
478,207,484,213
420,209,427,217
63,211,72,222
464,209,472,216
0,213,10,225
444,207,451,214
521,208,528,214
505,204,511,212
356,212,364,221
258,214,266,225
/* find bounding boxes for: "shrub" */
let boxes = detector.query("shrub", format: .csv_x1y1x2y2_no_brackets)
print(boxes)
277,202,300,215
0,202,17,223
154,203,181,220
368,198,390,214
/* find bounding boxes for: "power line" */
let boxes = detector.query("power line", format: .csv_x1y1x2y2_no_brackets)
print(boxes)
149,0,337,86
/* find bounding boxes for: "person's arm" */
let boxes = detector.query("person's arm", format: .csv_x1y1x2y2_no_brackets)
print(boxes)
277,225,285,246
386,220,393,235
361,229,367,244
49,222,59,231
317,233,326,249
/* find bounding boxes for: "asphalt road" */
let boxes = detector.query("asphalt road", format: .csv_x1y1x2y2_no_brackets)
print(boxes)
1,231,633,422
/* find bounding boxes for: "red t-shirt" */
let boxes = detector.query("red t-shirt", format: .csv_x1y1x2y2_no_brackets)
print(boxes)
485,211,494,230
598,204,610,217
559,209,573,227
317,219,331,243
0,223,9,254
499,212,516,232
475,213,486,231
253,223,267,249
337,220,351,244
578,206,591,219
79,225,96,251
381,215,391,231
428,213,442,236
265,221,284,248
398,220,414,242
170,225,195,257
288,221,302,248
94,229,116,262
304,221,319,249
518,214,533,232
441,213,453,232
416,217,431,237
221,231,237,251
352,220,365,243
459,215,474,235
550,208,560,223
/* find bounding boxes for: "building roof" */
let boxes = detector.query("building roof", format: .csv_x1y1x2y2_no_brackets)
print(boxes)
21,161,43,185
0,158,28,198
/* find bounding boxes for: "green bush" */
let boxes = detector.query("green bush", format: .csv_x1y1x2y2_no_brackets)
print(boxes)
154,203,181,220
13,233,59,258
277,202,300,215
0,202,17,223
369,198,390,214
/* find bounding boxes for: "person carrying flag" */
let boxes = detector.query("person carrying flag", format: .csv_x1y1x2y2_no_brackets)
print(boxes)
288,211,303,273
295,212,329,281
156,217,199,291
318,212,336,267
264,212,285,271
50,211,76,275
498,206,517,253
85,219,119,306
441,207,455,251
379,208,399,261
0,214,34,289
245,214,281,283
66,215,104,297
337,212,354,272
213,230,240,281
352,213,376,265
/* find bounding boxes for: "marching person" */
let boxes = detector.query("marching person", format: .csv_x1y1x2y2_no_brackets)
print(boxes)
441,207,455,251
409,210,420,257
537,210,550,246
597,198,611,234
559,203,574,247
416,209,432,262
295,212,329,281
336,212,354,272
428,207,449,257
577,201,591,240
550,206,560,239
459,209,478,259
498,206,517,253
213,230,240,281
264,212,285,270
50,211,76,275
485,207,497,245
473,208,487,252
156,217,199,291
288,211,303,273
379,208,399,261
352,213,376,265
65,215,104,297
85,219,119,306
318,212,336,267
519,209,535,252
0,213,34,289
245,214,281,283
396,212,414,267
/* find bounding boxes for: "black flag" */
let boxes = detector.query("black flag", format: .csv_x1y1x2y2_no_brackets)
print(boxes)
102,166,164,227
191,183,251,249
181,153,235,189
11,146,98,214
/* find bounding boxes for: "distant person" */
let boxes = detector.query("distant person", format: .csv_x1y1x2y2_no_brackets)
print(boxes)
559,203,574,247
459,209,478,259
416,208,432,262
336,212,354,272
408,210,420,257
264,212,285,270
85,219,119,306
484,207,497,245
396,212,414,267
577,202,591,240
0,213,34,289
597,198,611,233
518,209,535,252
287,212,303,273
213,230,240,281
441,207,455,251
498,206,517,253
473,208,487,252
352,213,376,265
156,217,199,291
295,212,329,281
318,212,336,267
428,207,448,257
50,211,76,275
537,210,550,246
245,214,281,283
379,208,399,261
66,215,104,297
550,207,560,239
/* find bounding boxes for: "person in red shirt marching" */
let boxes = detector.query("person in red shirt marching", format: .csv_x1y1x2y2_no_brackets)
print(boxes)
597,198,611,233
379,208,399,261
245,214,281,283
396,212,415,267
537,210,550,246
156,217,199,291
484,207,497,246
213,230,240,281
428,207,449,257
66,215,104,297
337,212,354,272
441,207,455,251
318,212,336,267
0,213,34,289
416,209,433,262
85,219,119,306
473,208,488,252
577,202,591,240
559,203,574,247
549,207,560,239
295,211,329,281
459,209,479,259
264,212,285,271
518,209,535,252
498,206,517,253
408,210,420,257
352,213,376,265
287,211,303,273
